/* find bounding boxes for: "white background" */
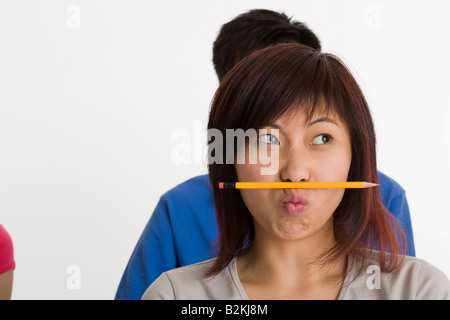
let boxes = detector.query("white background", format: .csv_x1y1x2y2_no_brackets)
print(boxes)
1,0,449,299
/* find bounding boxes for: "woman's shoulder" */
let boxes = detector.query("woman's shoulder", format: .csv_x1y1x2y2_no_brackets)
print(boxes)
141,258,245,300
343,249,450,300
397,255,450,300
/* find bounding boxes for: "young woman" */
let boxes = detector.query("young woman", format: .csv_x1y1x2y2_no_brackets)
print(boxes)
142,43,450,300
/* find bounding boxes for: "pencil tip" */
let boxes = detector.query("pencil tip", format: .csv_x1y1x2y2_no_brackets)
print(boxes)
364,182,380,188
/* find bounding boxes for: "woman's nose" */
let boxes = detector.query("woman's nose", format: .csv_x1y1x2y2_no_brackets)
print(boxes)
279,145,310,182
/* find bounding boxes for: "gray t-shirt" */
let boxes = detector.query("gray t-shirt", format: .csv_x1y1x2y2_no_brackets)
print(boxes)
141,250,450,300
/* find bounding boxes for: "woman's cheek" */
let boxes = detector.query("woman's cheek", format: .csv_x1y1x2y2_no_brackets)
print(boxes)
314,147,352,181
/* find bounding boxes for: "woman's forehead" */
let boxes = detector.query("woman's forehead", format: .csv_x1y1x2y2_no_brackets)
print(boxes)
271,103,343,128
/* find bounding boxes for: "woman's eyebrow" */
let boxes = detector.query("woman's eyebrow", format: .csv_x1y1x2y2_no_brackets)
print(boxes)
266,117,339,130
307,116,339,127
265,123,283,130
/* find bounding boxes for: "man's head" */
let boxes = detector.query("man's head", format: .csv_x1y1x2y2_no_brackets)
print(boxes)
213,9,321,82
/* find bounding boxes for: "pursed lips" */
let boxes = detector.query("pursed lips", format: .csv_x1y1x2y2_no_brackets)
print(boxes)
281,192,308,215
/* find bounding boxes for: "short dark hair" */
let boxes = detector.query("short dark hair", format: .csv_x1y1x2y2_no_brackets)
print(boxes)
213,9,322,82
207,43,406,277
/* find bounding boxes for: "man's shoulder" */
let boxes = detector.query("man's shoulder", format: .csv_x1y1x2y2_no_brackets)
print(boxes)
161,174,212,200
377,170,405,195
155,174,215,223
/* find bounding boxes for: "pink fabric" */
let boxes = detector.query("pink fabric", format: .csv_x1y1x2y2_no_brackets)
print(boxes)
0,225,15,274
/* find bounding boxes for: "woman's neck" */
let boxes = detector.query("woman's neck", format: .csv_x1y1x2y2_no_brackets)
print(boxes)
236,222,347,299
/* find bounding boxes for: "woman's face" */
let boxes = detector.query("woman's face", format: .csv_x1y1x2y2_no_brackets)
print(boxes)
235,106,352,242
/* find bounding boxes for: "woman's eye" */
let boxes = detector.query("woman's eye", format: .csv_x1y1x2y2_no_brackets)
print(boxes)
259,134,280,145
312,134,332,145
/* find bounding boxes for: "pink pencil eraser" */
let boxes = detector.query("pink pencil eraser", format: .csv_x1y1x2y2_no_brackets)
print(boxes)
218,182,224,189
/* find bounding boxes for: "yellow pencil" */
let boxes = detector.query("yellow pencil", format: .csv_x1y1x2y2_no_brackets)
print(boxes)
218,182,379,189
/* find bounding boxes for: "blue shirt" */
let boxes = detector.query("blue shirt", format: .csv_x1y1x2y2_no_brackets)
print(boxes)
115,172,415,300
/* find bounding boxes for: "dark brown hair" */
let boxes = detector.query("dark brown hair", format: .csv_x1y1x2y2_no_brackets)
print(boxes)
213,9,321,82
206,43,406,276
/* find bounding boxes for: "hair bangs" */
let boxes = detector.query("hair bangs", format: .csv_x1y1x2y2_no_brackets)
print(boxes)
227,47,354,134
